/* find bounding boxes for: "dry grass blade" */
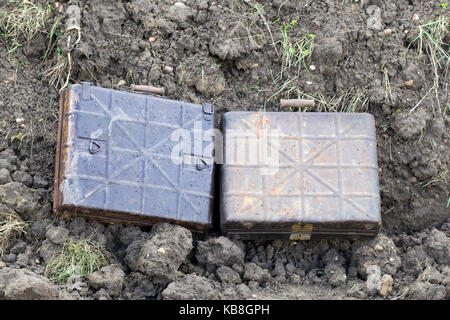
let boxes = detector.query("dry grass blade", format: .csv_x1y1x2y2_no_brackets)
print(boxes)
45,238,108,283
45,53,69,89
382,65,393,104
0,211,28,257
249,1,279,57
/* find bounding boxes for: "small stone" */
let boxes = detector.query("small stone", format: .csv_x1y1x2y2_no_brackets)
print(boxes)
33,175,48,189
15,117,24,124
235,283,251,299
378,274,393,297
0,261,6,269
243,262,271,283
383,29,392,36
347,282,368,299
0,267,72,299
87,264,125,298
424,229,450,265
426,267,443,284
326,263,347,288
35,259,40,265
39,240,62,264
94,288,110,300
163,66,174,74
196,237,244,272
365,265,381,295
54,2,64,14
291,274,301,284
216,266,241,284
45,227,69,245
137,223,192,284
374,244,384,251
11,171,33,187
412,14,419,23
2,254,16,263
382,105,391,115
404,80,414,87
249,63,259,70
247,280,259,291
404,29,409,34
366,5,383,31
116,79,126,87
409,281,446,300
162,274,220,300
157,247,166,254
167,2,195,25
0,159,15,172
149,37,156,43
0,182,40,218
309,65,316,71
0,168,11,185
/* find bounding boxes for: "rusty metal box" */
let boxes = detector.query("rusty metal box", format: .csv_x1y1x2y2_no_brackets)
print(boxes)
220,112,381,240
54,82,215,231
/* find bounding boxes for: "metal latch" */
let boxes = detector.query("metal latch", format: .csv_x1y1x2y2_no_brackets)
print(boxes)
202,103,214,121
289,223,313,241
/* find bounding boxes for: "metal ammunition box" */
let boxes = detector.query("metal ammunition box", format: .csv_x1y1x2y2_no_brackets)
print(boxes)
220,112,381,240
54,82,215,231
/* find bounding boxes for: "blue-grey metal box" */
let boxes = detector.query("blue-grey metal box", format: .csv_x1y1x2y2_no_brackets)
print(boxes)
54,83,215,231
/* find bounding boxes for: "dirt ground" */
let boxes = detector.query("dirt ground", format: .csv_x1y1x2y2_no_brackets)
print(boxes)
0,0,449,300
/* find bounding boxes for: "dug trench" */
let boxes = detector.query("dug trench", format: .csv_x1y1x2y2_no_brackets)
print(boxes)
0,0,449,300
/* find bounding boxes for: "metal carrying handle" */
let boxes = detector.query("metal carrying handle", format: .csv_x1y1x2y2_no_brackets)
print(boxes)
196,158,209,171
280,99,315,108
89,141,101,154
130,84,165,96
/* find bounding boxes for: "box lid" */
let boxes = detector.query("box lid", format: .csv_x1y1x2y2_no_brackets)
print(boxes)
220,112,381,238
54,83,215,230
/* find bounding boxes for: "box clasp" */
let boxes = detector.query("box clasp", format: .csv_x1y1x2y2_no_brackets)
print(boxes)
202,103,214,121
290,223,313,241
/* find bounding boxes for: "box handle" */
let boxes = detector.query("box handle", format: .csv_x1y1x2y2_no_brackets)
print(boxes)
130,84,165,96
280,99,315,108
89,140,102,154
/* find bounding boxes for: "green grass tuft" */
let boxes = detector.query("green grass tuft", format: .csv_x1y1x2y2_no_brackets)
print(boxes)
45,238,108,283
279,21,315,79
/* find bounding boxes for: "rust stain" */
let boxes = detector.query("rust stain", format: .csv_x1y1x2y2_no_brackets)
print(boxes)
238,196,254,214
270,188,280,195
